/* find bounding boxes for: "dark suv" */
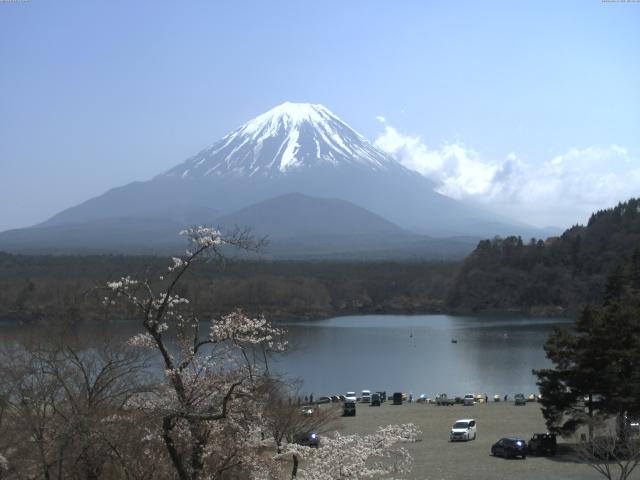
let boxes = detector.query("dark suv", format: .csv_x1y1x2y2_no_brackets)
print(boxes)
343,401,356,416
491,437,527,459
528,433,557,456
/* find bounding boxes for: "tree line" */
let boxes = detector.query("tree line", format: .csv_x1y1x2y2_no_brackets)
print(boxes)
447,198,640,314
0,254,455,324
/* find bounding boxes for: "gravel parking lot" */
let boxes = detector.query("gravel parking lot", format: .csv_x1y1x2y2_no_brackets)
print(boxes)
330,400,634,480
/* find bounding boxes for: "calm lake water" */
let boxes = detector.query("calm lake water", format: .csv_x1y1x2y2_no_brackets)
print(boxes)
0,314,571,399
271,314,572,399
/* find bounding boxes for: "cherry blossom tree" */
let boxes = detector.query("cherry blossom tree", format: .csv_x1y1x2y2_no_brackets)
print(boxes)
105,226,287,480
0,226,422,480
277,423,419,479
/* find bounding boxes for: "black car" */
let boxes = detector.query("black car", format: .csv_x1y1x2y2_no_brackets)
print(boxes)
294,431,320,448
343,401,356,416
371,393,381,406
528,433,556,456
392,392,403,405
491,437,527,459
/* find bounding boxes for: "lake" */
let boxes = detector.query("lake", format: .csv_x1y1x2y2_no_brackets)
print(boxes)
0,314,571,400
271,314,572,399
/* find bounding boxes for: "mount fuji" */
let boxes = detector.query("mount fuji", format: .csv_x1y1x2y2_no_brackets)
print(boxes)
0,102,544,257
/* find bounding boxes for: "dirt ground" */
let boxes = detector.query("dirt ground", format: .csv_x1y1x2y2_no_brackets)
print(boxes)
327,400,637,480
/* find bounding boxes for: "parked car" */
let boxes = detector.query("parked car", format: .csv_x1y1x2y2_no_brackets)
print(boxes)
436,393,455,406
361,390,372,403
317,396,331,404
343,401,356,416
345,392,357,402
371,393,381,406
294,431,320,448
463,394,475,406
625,415,640,433
376,391,387,402
392,392,403,405
528,433,557,456
300,405,314,416
491,437,527,459
514,393,527,406
450,419,477,441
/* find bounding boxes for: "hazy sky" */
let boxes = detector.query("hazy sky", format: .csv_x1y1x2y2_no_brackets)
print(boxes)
1,0,639,231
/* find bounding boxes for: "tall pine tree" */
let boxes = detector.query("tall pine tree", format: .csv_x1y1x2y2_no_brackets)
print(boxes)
535,249,640,439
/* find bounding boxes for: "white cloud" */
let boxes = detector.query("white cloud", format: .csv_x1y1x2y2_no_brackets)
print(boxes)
374,124,639,228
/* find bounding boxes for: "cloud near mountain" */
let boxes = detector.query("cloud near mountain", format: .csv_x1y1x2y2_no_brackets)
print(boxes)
374,119,638,228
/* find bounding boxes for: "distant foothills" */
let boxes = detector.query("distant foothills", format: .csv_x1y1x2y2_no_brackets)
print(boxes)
1,198,638,323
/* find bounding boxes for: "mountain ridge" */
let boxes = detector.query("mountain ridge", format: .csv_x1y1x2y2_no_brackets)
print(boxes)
213,192,405,238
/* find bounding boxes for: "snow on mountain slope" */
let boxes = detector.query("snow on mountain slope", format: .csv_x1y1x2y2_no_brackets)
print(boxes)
162,102,401,178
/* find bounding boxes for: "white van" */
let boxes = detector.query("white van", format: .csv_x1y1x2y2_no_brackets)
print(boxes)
463,394,475,406
361,390,372,403
450,418,477,441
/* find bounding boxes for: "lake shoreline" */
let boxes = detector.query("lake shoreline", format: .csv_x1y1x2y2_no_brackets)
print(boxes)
0,302,574,326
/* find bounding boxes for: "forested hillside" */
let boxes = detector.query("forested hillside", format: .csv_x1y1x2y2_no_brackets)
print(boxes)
0,254,455,323
447,198,640,314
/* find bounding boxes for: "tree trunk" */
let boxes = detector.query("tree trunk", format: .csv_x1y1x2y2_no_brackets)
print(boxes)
162,416,190,480
291,454,299,479
588,393,594,441
190,423,206,480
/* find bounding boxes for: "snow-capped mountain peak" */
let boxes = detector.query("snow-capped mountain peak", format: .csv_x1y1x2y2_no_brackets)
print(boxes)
241,102,337,135
163,102,400,178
